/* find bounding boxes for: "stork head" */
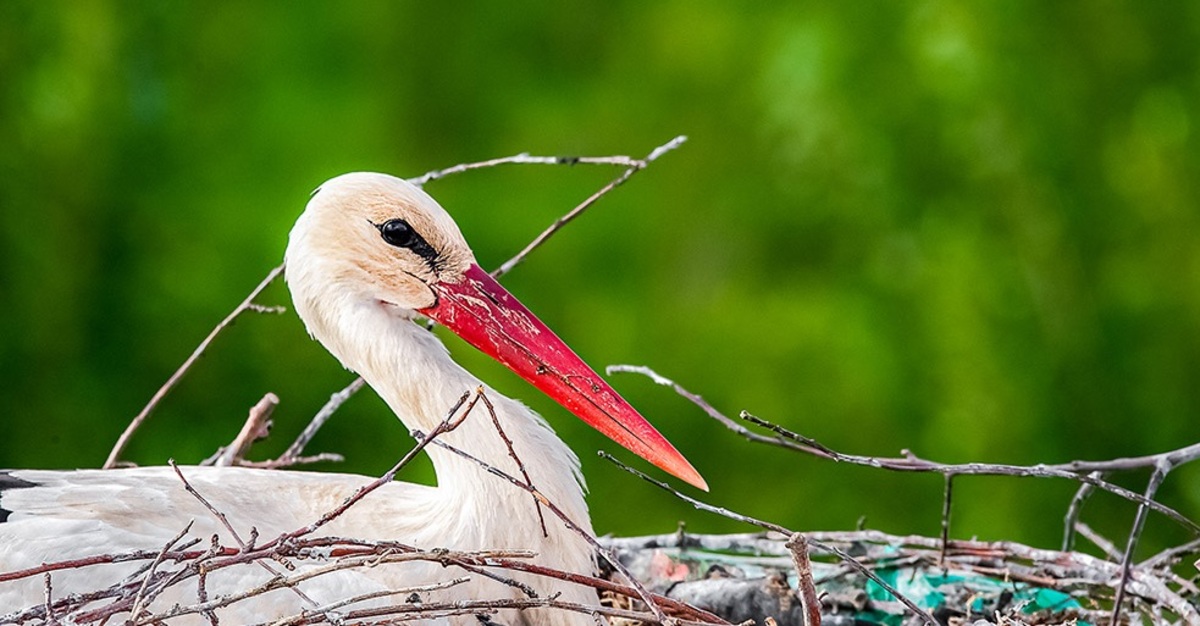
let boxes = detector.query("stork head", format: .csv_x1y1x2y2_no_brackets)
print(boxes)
285,172,707,491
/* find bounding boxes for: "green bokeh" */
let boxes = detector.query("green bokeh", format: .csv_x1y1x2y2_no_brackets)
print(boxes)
1,2,1198,557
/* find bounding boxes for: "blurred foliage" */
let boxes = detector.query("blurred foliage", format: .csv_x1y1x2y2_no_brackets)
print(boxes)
1,2,1198,558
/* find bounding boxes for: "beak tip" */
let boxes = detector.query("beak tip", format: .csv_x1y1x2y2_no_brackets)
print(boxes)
671,460,709,492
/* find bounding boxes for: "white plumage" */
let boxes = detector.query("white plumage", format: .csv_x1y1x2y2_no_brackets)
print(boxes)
0,173,702,624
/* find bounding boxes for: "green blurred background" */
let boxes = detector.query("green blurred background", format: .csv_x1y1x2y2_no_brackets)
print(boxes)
1,3,1198,558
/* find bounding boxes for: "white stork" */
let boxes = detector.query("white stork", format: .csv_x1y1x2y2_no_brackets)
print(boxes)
0,172,705,624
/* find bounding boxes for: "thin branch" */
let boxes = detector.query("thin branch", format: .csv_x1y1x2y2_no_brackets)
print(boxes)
265,578,471,626
611,365,1200,534
275,376,365,465
209,393,278,467
0,546,220,585
1074,522,1122,561
169,461,248,550
1062,472,1101,551
939,474,953,568
104,265,285,469
1046,442,1200,474
492,135,687,279
785,533,821,626
742,408,1199,533
41,574,54,626
480,557,727,624
477,390,548,538
237,453,344,470
1113,457,1175,625
197,563,218,626
407,152,644,187
136,549,528,624
247,595,709,626
607,364,835,458
1142,536,1200,569
128,521,194,620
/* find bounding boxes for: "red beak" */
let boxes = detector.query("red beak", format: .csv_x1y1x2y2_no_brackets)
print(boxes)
419,263,707,491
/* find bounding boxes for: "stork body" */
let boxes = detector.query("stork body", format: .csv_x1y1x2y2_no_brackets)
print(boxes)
0,173,703,624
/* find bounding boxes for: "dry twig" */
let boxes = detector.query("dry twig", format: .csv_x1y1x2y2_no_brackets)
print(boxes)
1062,472,1101,551
207,393,279,467
407,151,646,187
611,365,1200,535
490,135,687,279
476,390,550,538
785,533,821,626
1112,456,1180,625
271,377,365,466
104,265,286,469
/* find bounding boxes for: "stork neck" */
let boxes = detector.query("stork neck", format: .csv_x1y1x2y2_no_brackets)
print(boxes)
324,300,589,532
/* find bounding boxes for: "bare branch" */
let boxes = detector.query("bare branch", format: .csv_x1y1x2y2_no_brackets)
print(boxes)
606,364,834,456
751,406,1199,532
209,393,278,467
1113,457,1176,625
41,574,53,626
264,577,471,625
273,376,365,466
169,461,248,550
407,152,645,187
128,521,194,620
237,453,344,470
477,389,548,538
492,136,687,280
939,474,953,568
1142,536,1200,570
785,533,821,626
1074,522,1122,560
105,265,286,469
1062,472,1101,551
611,364,1200,534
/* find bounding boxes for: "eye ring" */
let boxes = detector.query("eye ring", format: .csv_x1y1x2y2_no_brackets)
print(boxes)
379,219,417,248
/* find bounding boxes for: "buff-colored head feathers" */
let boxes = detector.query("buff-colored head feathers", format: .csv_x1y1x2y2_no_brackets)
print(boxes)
284,172,476,340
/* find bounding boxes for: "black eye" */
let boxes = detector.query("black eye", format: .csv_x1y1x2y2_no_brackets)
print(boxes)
372,217,443,270
379,219,416,248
